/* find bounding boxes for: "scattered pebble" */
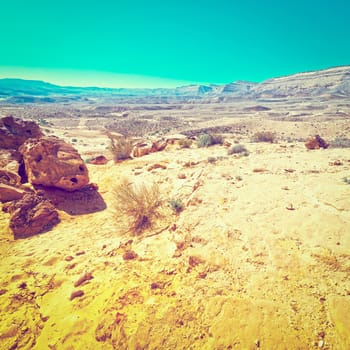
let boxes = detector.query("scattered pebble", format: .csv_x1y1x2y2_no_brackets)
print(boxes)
74,272,93,287
318,331,325,339
150,282,162,290
123,250,138,260
18,282,27,289
189,256,204,267
65,256,74,261
76,251,86,256
318,339,325,348
147,163,167,171
198,272,207,279
0,289,7,295
286,204,295,210
70,290,84,300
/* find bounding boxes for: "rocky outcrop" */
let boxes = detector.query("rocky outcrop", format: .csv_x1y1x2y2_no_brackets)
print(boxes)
133,142,153,158
19,136,89,191
133,139,168,158
305,135,329,150
0,184,28,203
0,116,43,149
0,169,21,186
151,139,167,153
2,193,59,239
0,149,22,174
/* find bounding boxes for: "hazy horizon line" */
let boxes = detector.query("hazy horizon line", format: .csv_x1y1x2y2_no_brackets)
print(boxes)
0,64,349,90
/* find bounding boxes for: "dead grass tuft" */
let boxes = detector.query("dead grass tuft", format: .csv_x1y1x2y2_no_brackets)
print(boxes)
113,179,161,234
107,132,133,161
252,131,276,143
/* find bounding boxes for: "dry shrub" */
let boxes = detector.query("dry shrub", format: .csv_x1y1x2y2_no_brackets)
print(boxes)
252,131,276,143
178,138,192,149
330,137,350,148
113,179,161,234
197,133,224,148
107,132,133,161
227,144,249,156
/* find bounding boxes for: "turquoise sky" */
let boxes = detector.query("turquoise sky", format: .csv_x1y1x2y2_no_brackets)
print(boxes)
0,0,349,87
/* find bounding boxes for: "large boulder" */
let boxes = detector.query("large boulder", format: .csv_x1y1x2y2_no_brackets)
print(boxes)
19,136,89,191
2,193,59,239
0,116,43,149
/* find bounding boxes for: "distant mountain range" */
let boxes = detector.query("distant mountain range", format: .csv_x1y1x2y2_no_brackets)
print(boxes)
0,66,349,103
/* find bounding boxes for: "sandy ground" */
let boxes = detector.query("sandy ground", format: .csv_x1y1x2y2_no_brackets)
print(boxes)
1,120,350,349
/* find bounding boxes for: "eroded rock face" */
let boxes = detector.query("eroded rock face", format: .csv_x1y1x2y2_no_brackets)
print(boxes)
2,193,59,239
0,169,22,187
133,142,153,158
0,116,43,149
0,184,28,203
0,149,22,172
133,139,168,158
20,136,89,191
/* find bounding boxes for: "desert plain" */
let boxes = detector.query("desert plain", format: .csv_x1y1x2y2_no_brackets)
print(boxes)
1,76,350,350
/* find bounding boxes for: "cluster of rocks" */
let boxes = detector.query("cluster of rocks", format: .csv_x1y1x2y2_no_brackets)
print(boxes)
132,139,168,158
0,116,91,239
305,135,329,150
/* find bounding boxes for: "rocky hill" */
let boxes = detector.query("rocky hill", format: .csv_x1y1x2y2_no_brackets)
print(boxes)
0,66,349,102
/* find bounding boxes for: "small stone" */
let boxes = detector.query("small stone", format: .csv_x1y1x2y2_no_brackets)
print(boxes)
318,339,324,348
18,282,27,289
74,272,93,287
0,289,8,295
70,290,84,300
65,256,74,261
198,272,207,279
123,250,138,260
318,331,325,339
189,256,204,267
147,163,167,171
150,282,162,290
76,251,85,256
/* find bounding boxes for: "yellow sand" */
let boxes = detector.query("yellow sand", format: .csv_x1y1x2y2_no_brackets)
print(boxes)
1,134,350,349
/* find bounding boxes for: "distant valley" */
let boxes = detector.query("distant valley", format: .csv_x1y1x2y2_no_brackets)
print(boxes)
0,65,349,104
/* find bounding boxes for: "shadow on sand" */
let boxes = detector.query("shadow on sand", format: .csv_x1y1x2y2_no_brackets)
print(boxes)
35,183,107,215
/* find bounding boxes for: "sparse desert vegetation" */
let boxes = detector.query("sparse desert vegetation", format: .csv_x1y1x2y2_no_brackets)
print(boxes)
113,179,161,233
197,133,224,148
1,69,350,349
252,131,277,143
107,132,133,162
227,144,249,156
